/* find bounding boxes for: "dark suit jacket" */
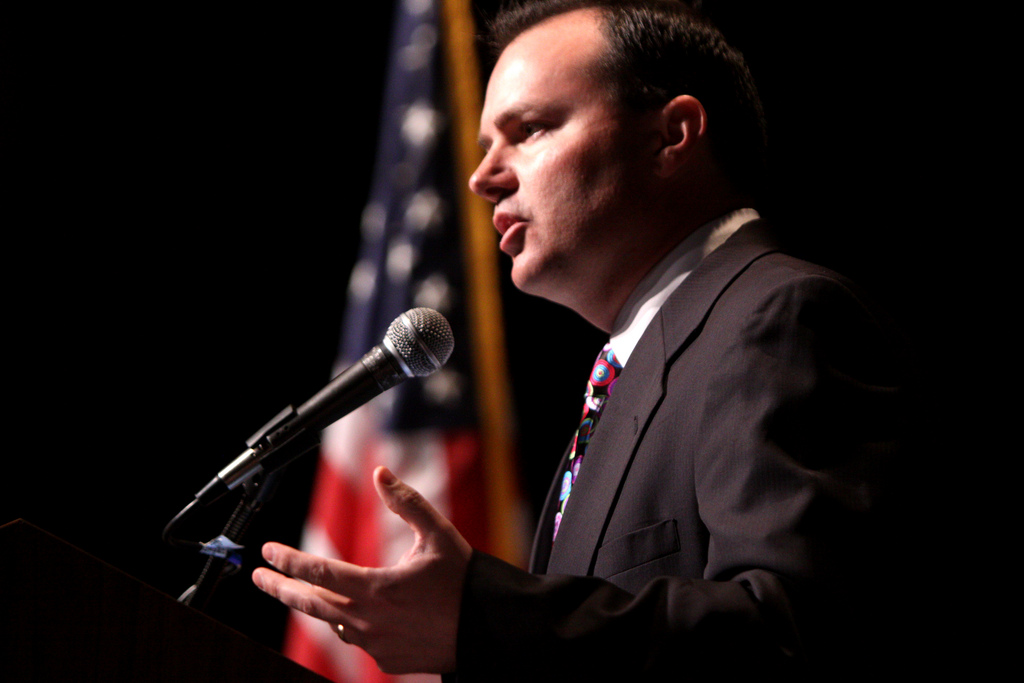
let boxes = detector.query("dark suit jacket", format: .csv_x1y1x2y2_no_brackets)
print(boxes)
450,221,911,680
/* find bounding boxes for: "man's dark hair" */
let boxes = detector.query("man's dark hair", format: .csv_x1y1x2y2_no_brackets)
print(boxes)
487,0,767,200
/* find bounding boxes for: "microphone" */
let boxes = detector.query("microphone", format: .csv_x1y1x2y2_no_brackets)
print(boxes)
193,307,454,506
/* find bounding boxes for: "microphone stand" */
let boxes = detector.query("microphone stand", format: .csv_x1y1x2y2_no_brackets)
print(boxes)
177,469,282,610
162,308,453,612
163,409,321,612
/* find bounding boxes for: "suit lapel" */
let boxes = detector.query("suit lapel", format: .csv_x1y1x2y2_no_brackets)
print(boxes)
542,220,780,576
528,442,571,573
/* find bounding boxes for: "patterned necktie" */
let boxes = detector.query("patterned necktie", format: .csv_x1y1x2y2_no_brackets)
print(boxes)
553,342,622,541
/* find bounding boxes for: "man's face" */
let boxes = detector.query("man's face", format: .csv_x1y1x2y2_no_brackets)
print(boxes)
470,9,657,319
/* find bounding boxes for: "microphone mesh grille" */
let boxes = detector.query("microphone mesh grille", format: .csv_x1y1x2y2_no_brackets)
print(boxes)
385,308,454,377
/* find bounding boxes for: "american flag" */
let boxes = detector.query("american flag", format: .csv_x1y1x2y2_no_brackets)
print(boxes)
282,1,524,681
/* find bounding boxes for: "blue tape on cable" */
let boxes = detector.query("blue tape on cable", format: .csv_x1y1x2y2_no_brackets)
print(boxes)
200,535,245,559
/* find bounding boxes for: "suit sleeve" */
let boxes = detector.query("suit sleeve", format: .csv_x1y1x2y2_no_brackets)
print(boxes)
449,271,911,682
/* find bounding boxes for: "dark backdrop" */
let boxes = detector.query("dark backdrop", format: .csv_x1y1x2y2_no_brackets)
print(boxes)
2,0,974,662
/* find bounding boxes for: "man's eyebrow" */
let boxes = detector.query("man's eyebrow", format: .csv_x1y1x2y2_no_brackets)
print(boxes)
478,104,538,149
494,107,528,129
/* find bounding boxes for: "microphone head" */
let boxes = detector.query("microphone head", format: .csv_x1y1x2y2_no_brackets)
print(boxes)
385,308,454,377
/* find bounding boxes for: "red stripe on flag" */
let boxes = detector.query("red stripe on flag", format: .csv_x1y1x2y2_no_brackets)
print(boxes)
443,430,490,553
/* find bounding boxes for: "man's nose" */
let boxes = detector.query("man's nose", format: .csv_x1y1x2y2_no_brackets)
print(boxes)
469,148,516,203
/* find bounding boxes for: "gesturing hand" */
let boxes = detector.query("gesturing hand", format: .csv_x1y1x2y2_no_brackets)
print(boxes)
252,466,472,674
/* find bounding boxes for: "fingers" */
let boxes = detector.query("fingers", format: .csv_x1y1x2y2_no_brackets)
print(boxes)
259,542,370,598
251,566,353,624
372,466,451,540
253,472,467,675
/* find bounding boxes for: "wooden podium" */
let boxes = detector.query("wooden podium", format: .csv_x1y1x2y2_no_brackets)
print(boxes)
0,519,329,682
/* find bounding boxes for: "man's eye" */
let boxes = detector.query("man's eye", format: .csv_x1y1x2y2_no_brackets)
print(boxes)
522,123,544,137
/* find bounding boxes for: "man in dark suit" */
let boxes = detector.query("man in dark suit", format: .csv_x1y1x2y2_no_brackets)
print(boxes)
252,1,911,677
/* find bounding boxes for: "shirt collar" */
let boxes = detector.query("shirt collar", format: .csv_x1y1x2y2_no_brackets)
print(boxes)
609,208,759,365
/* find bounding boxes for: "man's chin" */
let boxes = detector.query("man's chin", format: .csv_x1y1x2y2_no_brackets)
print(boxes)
509,262,547,298
510,264,572,309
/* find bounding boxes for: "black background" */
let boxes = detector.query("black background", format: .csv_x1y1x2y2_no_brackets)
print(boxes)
2,0,984,664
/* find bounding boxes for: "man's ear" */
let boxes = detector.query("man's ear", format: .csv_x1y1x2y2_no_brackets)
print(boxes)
654,95,708,178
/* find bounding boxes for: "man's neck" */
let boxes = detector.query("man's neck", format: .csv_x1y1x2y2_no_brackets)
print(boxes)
572,188,757,333
606,208,759,363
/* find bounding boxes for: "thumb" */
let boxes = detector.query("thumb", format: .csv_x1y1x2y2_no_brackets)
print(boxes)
373,466,447,538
